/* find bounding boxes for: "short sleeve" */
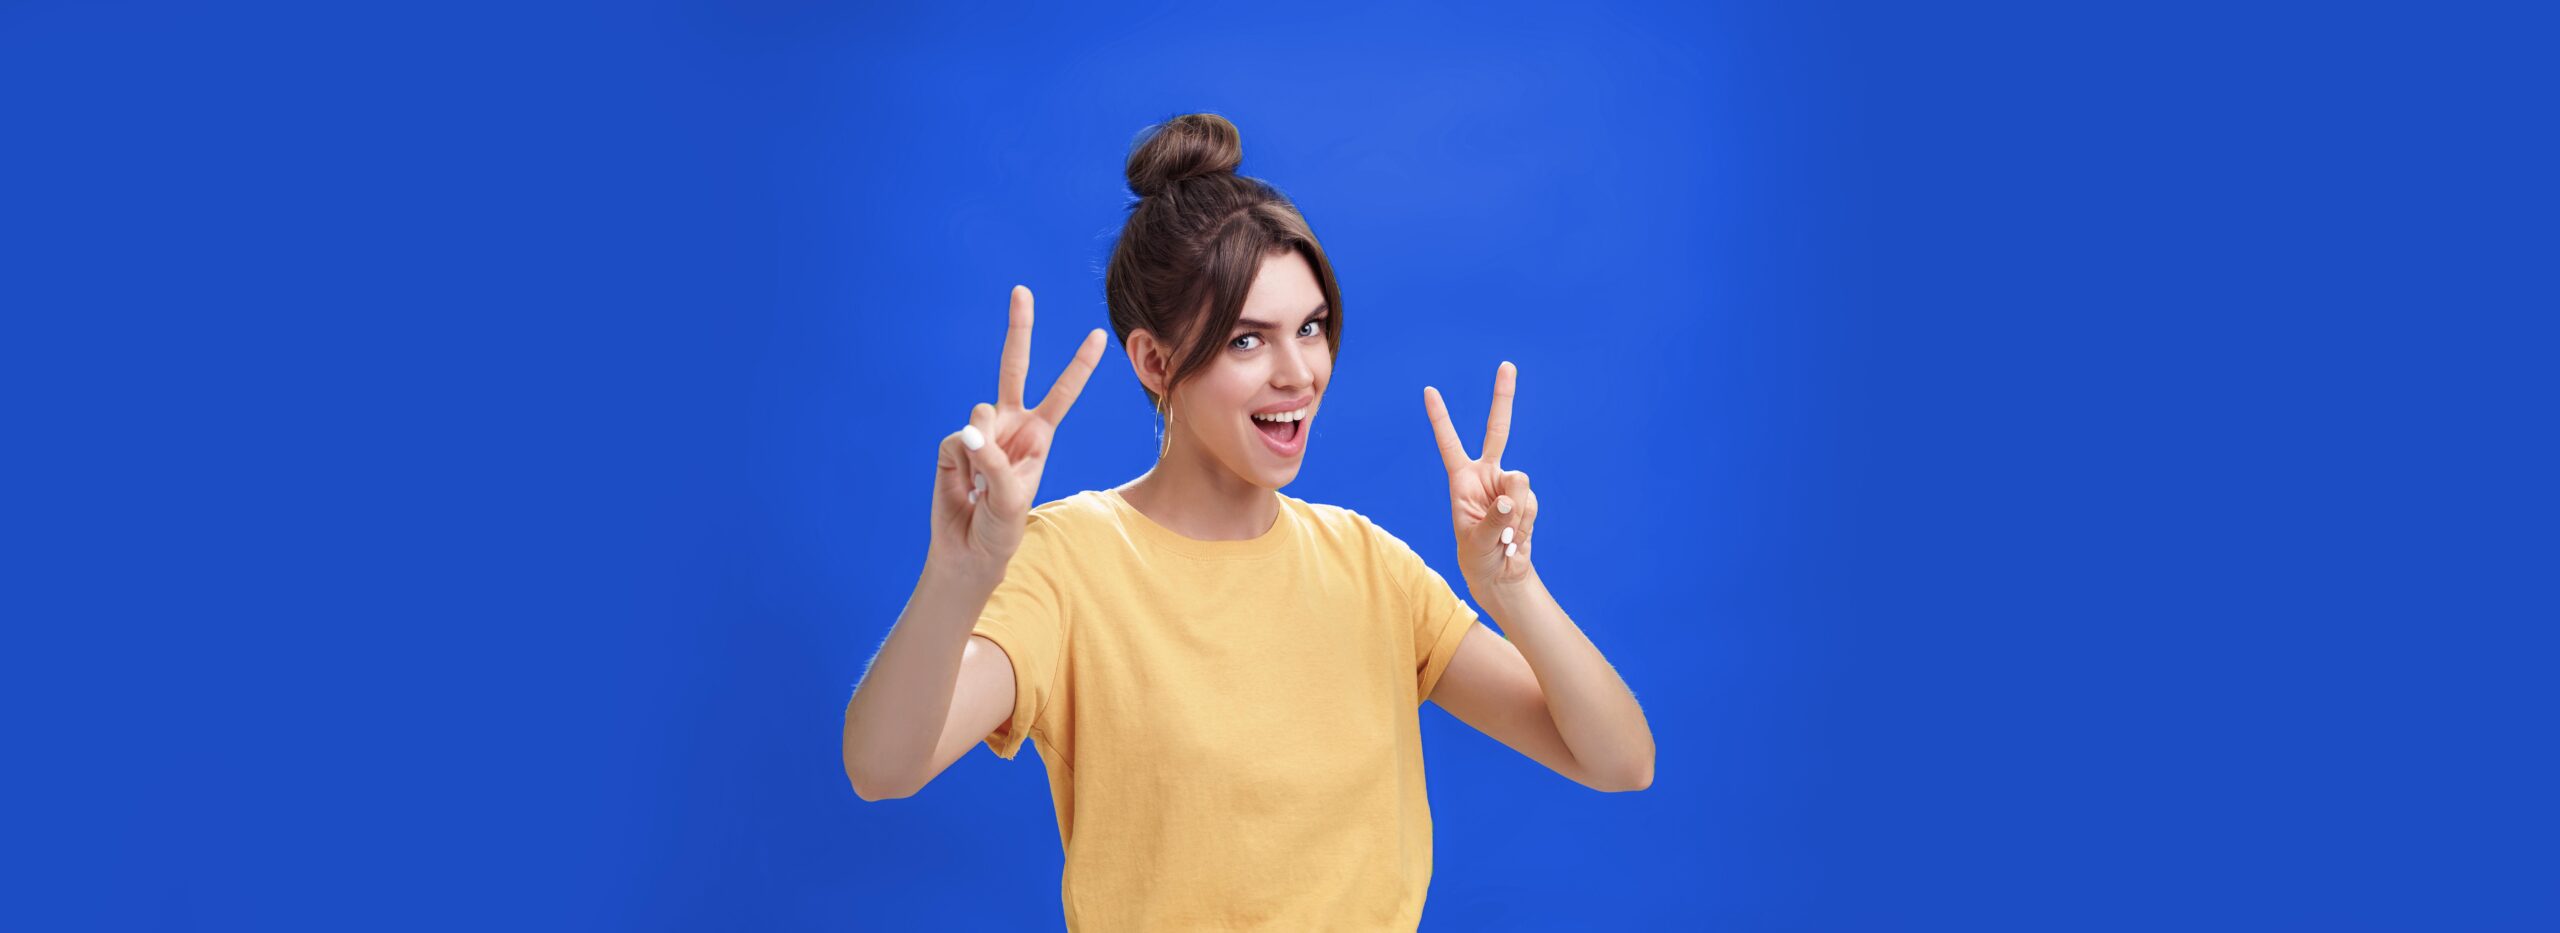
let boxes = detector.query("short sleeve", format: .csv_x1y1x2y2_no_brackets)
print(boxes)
1362,516,1480,706
969,513,1069,760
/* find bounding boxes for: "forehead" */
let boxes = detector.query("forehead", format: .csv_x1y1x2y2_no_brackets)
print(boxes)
1241,249,1323,320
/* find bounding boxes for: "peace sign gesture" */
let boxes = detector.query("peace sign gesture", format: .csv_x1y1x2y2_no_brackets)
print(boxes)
932,285,1108,579
1422,361,1539,588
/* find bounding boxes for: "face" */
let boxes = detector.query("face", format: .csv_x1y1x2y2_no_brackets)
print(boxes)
1155,249,1333,489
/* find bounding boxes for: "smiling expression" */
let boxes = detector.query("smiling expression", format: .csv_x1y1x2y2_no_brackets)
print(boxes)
1162,249,1334,489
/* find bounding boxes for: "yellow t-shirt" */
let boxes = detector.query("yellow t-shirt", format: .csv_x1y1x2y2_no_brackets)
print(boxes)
969,487,1480,932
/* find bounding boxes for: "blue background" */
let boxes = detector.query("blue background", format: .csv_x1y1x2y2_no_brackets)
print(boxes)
7,1,2554,929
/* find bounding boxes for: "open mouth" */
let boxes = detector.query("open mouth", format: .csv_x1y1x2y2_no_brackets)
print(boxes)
1249,406,1309,455
1252,416,1303,444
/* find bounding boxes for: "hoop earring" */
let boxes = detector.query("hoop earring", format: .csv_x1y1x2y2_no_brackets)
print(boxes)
1154,394,1173,461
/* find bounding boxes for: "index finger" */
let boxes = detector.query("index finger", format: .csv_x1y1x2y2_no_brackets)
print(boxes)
1480,361,1517,466
1032,329,1110,426
997,285,1034,410
1421,385,1471,474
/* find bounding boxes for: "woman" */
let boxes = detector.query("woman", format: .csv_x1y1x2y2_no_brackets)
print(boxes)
842,113,1654,930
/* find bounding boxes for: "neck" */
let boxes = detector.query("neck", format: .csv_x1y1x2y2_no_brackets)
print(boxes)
1118,438,1278,542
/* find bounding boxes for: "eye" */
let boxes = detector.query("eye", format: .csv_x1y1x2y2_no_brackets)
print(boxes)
1298,319,1325,338
1230,333,1262,351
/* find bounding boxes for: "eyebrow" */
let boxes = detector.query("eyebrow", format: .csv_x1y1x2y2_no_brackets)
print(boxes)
1234,303,1330,331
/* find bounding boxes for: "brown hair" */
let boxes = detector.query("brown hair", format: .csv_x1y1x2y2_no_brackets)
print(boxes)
1105,113,1345,432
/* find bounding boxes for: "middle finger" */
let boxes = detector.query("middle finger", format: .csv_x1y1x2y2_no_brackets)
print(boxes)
1481,361,1517,467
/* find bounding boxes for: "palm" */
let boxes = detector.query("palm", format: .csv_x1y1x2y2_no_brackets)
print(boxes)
1422,361,1539,587
931,286,1107,570
934,409,1053,559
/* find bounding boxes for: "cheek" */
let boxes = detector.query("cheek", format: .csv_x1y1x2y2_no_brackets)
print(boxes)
1207,363,1262,403
1180,366,1256,423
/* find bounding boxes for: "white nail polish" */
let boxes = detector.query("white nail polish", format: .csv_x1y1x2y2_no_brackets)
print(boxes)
1500,526,1514,544
1497,498,1512,514
1505,541,1517,557
973,472,986,495
960,425,985,451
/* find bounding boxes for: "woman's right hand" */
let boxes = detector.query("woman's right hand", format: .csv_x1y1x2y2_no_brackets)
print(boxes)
931,285,1108,582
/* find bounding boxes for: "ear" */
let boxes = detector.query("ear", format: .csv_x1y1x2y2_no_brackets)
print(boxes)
1125,329,1172,398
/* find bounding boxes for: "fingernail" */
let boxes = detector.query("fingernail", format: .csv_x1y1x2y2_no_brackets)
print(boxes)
1500,526,1514,544
973,472,986,494
1505,541,1517,557
1497,497,1512,514
960,425,985,451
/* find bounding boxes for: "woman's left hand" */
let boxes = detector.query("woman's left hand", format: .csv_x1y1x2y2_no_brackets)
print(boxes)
1423,361,1538,590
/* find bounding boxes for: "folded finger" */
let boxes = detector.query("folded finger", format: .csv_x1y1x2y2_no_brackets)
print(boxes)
1501,470,1537,539
964,403,1018,510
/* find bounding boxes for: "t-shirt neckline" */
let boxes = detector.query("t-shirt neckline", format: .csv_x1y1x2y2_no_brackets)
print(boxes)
1099,487,1296,561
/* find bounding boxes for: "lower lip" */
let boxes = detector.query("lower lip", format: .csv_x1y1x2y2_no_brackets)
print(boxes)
1253,414,1308,457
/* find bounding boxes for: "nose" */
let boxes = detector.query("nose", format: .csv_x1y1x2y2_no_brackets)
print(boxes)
1271,335,1315,390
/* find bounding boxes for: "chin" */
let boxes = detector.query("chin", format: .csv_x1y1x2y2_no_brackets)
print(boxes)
1226,451,1302,491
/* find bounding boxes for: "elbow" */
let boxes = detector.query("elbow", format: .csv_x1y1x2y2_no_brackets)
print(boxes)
844,752,917,803
1573,762,1653,794
852,781,910,803
1598,759,1654,794
842,719,918,801
849,769,916,803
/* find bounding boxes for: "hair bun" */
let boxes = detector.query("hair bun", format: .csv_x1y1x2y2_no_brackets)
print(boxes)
1125,113,1243,198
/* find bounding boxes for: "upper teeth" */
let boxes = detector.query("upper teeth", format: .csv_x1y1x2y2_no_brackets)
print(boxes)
1253,408,1308,423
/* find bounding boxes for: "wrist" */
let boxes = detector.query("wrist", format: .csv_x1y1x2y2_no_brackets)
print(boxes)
921,549,1007,599
1466,567,1544,618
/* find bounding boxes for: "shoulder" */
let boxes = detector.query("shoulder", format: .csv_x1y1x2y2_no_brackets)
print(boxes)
1285,495,1423,562
1286,495,1445,607
1026,488,1114,527
1008,489,1120,553
1287,494,1367,537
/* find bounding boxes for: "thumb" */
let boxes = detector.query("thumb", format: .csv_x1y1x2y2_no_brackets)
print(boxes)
936,427,974,515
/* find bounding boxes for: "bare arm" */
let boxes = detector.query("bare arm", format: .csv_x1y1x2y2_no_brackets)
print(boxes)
1429,620,1649,792
842,565,1011,801
1421,362,1656,791
1461,578,1654,790
841,285,1102,802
